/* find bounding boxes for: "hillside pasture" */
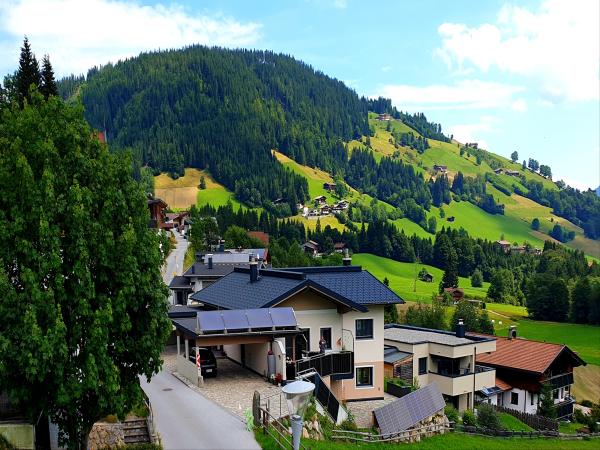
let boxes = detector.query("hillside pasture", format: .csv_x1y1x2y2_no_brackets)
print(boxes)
155,168,202,209
352,253,489,302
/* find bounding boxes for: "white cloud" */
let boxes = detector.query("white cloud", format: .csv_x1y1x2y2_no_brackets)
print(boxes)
333,0,347,9
447,116,497,149
375,79,524,111
511,99,527,112
0,0,262,76
436,0,600,103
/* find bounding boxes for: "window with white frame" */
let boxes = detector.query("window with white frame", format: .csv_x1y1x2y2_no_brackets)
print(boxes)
355,319,373,340
356,366,373,388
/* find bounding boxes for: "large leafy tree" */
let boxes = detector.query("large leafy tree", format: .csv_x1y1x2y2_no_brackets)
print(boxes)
0,92,171,448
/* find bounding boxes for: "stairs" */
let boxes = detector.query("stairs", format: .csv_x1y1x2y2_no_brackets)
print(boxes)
123,419,151,444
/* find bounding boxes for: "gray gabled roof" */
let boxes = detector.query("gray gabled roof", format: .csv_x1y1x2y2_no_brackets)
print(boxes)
384,346,412,364
374,383,445,435
190,265,403,311
183,262,248,278
168,275,192,289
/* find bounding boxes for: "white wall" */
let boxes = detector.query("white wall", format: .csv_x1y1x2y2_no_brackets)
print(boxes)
294,309,343,352
244,342,270,377
224,343,242,363
502,388,538,414
342,305,385,363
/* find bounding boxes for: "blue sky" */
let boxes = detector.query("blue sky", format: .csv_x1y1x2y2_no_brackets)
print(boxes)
0,0,598,189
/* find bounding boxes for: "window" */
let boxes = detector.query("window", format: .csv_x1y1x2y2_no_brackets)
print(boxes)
319,327,332,350
530,393,535,406
553,389,559,400
355,319,373,340
418,357,428,375
511,392,519,405
356,366,373,388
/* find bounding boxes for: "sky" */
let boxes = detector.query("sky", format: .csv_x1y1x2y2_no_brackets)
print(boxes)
0,0,598,190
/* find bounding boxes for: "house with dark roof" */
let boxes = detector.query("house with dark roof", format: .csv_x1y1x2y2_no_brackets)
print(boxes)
443,287,464,302
168,251,267,305
301,240,320,256
147,197,168,229
473,327,585,419
384,323,497,411
187,258,404,402
433,165,448,173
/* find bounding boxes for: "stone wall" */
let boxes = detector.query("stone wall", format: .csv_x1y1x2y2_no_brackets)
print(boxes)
87,423,124,450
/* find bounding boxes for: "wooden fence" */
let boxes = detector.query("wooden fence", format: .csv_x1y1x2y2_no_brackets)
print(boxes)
457,424,600,439
332,422,447,443
489,404,558,431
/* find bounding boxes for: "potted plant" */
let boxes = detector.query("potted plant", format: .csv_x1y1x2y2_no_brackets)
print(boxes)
274,373,283,386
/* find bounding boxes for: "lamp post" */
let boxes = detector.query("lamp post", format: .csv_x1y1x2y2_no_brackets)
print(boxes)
281,380,315,450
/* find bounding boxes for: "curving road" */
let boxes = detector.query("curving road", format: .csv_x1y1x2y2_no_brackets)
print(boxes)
141,370,260,450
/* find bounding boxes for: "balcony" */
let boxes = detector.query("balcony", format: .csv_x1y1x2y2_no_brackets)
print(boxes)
545,372,574,390
295,351,354,380
428,365,495,396
555,397,575,419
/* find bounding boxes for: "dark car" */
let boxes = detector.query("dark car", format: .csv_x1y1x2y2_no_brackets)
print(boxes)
189,347,218,377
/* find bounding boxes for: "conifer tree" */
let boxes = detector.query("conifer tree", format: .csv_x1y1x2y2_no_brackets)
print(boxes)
40,55,58,99
15,36,41,105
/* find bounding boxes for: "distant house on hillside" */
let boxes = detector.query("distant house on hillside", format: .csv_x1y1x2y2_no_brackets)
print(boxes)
419,272,434,283
314,195,326,205
433,165,448,173
147,197,168,229
302,240,320,256
376,113,392,121
446,216,455,222
495,240,512,253
333,242,347,253
510,245,526,255
505,170,520,176
465,142,479,149
323,182,337,192
443,287,464,302
494,168,504,175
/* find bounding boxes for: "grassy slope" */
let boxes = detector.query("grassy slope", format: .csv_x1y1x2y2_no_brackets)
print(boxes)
367,116,599,258
499,413,533,432
155,168,244,210
353,253,490,302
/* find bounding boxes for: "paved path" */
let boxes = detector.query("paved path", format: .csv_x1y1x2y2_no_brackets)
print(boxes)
141,370,260,450
163,230,189,286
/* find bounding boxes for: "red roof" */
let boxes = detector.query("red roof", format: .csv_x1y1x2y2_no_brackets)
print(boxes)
475,335,585,374
495,377,512,391
96,131,106,143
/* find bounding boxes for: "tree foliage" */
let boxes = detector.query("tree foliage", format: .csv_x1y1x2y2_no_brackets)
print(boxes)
0,92,170,448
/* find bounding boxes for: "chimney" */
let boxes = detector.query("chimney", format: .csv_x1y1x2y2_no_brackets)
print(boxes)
343,248,351,266
219,240,225,253
191,263,195,274
508,325,517,340
207,254,213,270
455,319,465,338
249,255,259,283
195,252,203,262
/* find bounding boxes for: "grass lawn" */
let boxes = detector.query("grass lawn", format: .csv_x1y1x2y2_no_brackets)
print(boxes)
352,253,489,302
498,413,533,432
559,422,587,434
255,429,599,449
288,214,347,232
572,364,600,403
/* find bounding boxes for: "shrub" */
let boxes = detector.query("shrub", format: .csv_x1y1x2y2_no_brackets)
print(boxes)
574,408,588,425
462,409,476,426
580,400,593,408
338,411,358,431
444,405,459,423
477,403,501,430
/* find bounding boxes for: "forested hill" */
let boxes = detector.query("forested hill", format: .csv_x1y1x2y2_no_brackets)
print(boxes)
72,46,369,211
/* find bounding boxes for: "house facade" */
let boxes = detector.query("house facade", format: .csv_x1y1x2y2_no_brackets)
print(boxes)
183,260,403,402
474,330,585,419
384,324,497,411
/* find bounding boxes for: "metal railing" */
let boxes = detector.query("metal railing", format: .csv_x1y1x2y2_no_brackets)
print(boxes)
295,351,353,378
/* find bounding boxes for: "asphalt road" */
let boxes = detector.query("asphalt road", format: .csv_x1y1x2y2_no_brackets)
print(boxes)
163,230,189,285
141,370,260,450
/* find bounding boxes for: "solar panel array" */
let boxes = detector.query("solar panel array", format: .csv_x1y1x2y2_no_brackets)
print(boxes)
374,383,445,436
196,307,297,334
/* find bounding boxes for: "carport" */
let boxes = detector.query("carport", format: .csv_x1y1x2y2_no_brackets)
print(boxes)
170,307,302,387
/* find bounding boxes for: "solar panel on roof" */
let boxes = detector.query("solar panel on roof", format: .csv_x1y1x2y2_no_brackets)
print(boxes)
269,307,297,327
246,308,273,329
221,309,250,330
374,383,445,436
197,311,225,332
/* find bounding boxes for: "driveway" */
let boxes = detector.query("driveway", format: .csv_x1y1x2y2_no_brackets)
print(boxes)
141,370,260,450
162,230,189,291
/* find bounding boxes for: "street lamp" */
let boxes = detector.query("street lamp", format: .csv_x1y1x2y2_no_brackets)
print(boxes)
281,380,315,450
